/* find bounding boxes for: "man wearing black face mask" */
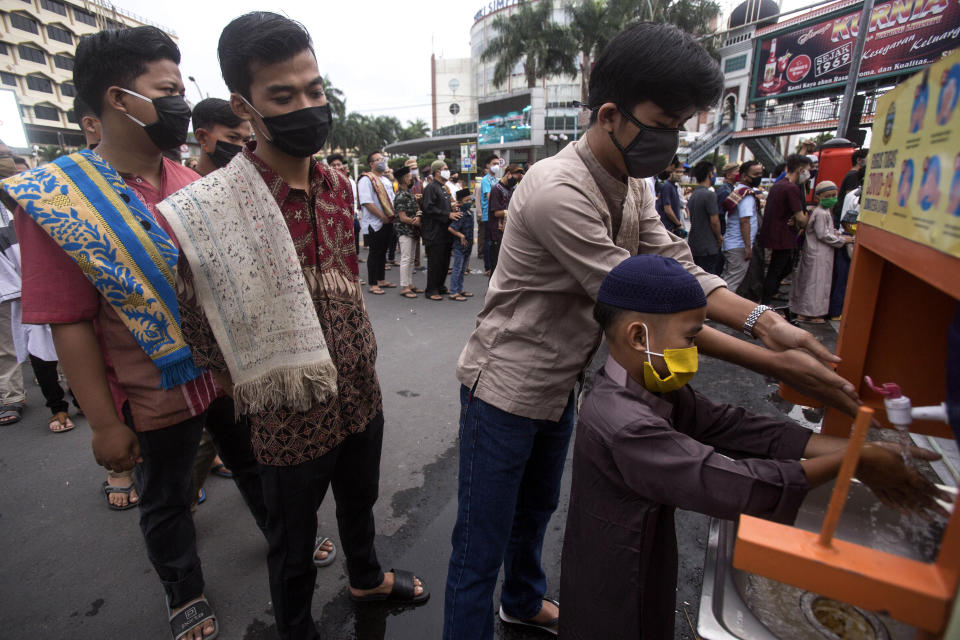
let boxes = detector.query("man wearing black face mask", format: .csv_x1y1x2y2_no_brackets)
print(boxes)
447,23,864,640
2,27,269,640
720,160,763,293
156,13,428,639
191,97,253,177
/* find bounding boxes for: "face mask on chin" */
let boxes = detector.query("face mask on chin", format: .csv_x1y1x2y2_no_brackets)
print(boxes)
121,88,192,151
608,105,681,179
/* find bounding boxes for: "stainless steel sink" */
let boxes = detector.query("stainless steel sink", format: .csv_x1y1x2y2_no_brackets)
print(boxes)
697,479,945,640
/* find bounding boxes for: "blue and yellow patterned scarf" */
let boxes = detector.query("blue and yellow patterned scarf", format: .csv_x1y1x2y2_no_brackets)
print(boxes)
1,149,203,389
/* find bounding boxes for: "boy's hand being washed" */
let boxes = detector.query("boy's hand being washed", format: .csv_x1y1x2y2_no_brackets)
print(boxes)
856,442,952,519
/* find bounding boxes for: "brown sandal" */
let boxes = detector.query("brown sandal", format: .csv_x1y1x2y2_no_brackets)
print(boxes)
449,294,467,302
49,411,75,433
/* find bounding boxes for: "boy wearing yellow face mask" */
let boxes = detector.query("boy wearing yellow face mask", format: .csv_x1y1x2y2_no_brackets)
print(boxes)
559,254,947,640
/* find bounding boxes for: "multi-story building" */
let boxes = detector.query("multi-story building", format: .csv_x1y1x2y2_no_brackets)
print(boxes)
0,0,175,151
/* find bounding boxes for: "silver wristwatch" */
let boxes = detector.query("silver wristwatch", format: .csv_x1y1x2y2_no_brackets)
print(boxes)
743,305,773,339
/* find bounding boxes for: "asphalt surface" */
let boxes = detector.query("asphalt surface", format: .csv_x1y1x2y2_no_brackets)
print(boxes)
0,255,842,640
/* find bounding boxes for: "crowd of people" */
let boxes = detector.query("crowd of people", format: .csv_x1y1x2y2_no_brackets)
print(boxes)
658,145,868,325
0,13,947,640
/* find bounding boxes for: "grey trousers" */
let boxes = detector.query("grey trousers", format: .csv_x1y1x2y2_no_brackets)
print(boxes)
0,300,24,406
721,248,749,293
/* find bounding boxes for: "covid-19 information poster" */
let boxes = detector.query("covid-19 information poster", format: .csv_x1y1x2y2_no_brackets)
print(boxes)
859,49,960,258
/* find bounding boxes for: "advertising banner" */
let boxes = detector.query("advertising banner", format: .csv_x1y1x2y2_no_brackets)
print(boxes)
750,0,960,102
858,50,960,259
460,143,477,172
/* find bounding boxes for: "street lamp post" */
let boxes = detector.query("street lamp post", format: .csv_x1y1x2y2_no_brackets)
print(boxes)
187,76,207,102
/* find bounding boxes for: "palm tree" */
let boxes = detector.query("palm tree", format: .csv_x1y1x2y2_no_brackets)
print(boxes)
399,119,430,141
480,0,578,90
322,75,346,121
565,0,720,103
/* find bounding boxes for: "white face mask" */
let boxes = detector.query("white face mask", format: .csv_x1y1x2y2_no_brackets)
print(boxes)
799,169,811,183
491,164,501,176
440,169,451,180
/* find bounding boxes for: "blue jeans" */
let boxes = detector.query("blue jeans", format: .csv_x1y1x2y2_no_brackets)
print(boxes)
450,245,471,294
443,385,576,640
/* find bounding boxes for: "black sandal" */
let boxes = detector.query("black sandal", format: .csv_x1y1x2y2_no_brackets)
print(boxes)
168,596,218,640
349,568,429,604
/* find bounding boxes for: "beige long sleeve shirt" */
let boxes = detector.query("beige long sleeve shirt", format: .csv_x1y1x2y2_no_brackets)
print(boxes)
455,138,726,421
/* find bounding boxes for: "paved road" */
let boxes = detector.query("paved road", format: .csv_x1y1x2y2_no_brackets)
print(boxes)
0,260,837,640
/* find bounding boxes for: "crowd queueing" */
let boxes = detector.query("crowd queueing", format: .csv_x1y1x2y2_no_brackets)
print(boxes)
665,146,868,325
0,14,948,640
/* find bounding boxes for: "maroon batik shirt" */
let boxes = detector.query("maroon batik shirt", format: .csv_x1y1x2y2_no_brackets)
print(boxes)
172,147,382,466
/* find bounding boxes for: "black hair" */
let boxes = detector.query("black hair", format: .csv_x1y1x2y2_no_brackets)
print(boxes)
852,148,869,166
786,153,811,173
326,152,345,164
588,22,722,125
218,12,314,99
366,151,381,166
74,26,181,116
73,95,96,119
739,160,760,178
772,162,786,177
692,160,714,183
593,301,629,332
191,97,244,133
484,154,499,166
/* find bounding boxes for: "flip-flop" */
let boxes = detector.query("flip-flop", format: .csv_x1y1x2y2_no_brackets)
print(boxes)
427,295,444,301
349,568,429,604
412,288,424,293
102,480,139,511
449,295,467,302
49,412,75,433
400,291,418,298
168,596,218,640
498,597,559,636
210,463,233,479
0,405,21,426
313,536,338,567
460,291,473,297
197,488,206,505
368,289,385,295
381,282,397,288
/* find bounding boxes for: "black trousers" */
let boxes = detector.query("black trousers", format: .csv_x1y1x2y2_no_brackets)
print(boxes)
29,355,75,414
425,242,452,297
693,253,723,277
488,240,502,274
366,223,392,284
387,224,398,262
260,413,386,640
128,396,266,609
762,248,795,304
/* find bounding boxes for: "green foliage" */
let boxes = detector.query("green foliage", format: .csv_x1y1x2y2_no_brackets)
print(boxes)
563,0,723,101
37,145,71,162
480,0,578,89
322,76,432,161
796,132,834,152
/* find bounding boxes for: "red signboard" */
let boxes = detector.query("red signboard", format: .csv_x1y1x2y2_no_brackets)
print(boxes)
751,0,960,102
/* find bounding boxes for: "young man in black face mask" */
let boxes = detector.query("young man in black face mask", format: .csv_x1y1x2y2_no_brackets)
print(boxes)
191,97,252,177
447,22,863,640
2,27,268,640
156,12,428,640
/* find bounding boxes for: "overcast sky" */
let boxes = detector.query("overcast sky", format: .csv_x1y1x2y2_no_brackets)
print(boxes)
119,0,815,127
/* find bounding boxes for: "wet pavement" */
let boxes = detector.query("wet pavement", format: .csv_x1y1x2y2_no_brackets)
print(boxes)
0,257,857,640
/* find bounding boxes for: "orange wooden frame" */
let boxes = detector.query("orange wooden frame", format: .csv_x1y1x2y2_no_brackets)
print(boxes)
761,223,960,636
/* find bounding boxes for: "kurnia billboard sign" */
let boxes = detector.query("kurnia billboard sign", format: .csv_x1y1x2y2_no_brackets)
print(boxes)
750,0,960,102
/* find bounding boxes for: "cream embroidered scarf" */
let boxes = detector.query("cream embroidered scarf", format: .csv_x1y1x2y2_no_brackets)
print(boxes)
157,153,337,414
